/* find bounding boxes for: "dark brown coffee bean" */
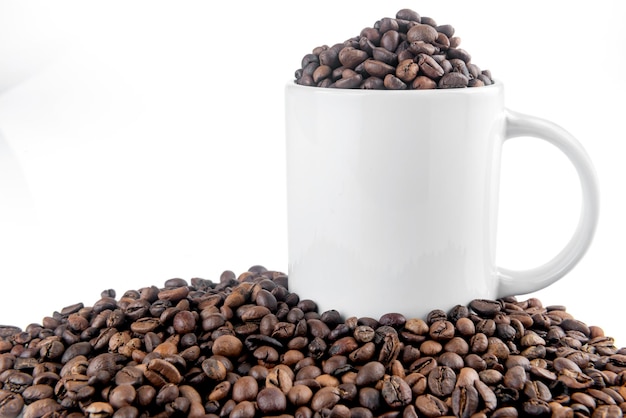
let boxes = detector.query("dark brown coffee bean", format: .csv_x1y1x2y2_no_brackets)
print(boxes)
429,320,455,341
449,58,470,79
592,404,623,417
158,286,189,302
334,74,362,89
395,59,419,83
114,366,144,386
447,47,471,63
561,318,591,337
417,54,444,79
379,30,399,51
409,356,437,376
444,337,469,356
338,47,369,69
451,384,479,418
396,9,420,22
257,386,287,414
378,17,399,34
470,300,502,316
113,405,139,418
408,40,437,55
363,60,396,78
439,72,469,88
438,351,464,371
523,399,551,416
0,389,24,418
212,334,243,358
312,65,332,83
503,365,527,390
352,326,374,344
406,24,438,43
287,384,313,407
22,384,54,403
109,384,137,409
371,47,398,66
381,375,412,407
415,394,448,417
427,366,456,397
411,76,437,90
145,358,183,386
356,361,385,387
358,386,381,412
134,385,156,407
360,27,381,45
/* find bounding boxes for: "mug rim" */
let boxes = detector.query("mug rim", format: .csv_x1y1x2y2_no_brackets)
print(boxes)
286,78,502,95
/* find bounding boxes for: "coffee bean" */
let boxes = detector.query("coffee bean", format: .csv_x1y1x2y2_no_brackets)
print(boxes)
411,75,437,90
338,47,369,69
417,54,445,79
395,59,419,83
415,393,449,416
452,384,479,418
363,60,396,78
427,366,456,397
145,358,183,386
406,24,438,43
381,375,412,407
396,9,420,22
383,74,407,90
0,389,24,418
380,30,400,52
334,74,362,89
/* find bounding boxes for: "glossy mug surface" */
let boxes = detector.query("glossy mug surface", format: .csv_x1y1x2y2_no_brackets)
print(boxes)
285,81,599,319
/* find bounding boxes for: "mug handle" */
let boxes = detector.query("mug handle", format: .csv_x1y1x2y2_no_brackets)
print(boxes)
496,110,600,297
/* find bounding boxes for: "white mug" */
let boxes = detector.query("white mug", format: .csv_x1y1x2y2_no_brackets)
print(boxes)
285,81,599,319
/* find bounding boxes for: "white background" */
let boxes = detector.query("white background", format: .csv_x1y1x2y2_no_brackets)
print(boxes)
1,1,625,344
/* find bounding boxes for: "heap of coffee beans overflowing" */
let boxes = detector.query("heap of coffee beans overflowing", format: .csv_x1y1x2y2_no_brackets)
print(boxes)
1,266,625,418
294,9,493,90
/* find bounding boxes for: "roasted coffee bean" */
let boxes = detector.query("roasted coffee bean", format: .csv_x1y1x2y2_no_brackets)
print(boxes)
381,375,412,407
334,74,362,89
145,358,182,386
363,60,396,78
338,47,369,69
380,30,400,52
406,24,438,43
417,54,444,79
439,72,469,88
395,59,419,83
371,47,398,66
109,384,136,409
0,389,24,418
427,366,456,397
257,386,287,414
452,384,479,418
415,393,449,417
411,75,437,90
383,74,407,90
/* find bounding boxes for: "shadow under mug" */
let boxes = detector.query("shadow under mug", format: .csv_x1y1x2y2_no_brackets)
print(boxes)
285,80,599,320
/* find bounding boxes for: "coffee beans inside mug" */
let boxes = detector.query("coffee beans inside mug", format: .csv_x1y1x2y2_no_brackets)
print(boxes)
294,8,493,89
1,265,624,417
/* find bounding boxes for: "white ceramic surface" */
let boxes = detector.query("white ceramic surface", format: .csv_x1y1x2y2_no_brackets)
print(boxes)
285,81,599,319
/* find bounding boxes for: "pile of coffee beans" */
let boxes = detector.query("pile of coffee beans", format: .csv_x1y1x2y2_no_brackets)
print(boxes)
1,266,625,418
294,9,493,90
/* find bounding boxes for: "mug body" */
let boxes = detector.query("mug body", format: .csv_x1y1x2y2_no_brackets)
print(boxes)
285,82,506,319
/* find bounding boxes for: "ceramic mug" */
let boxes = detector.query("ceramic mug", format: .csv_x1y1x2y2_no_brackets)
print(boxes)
285,81,599,319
